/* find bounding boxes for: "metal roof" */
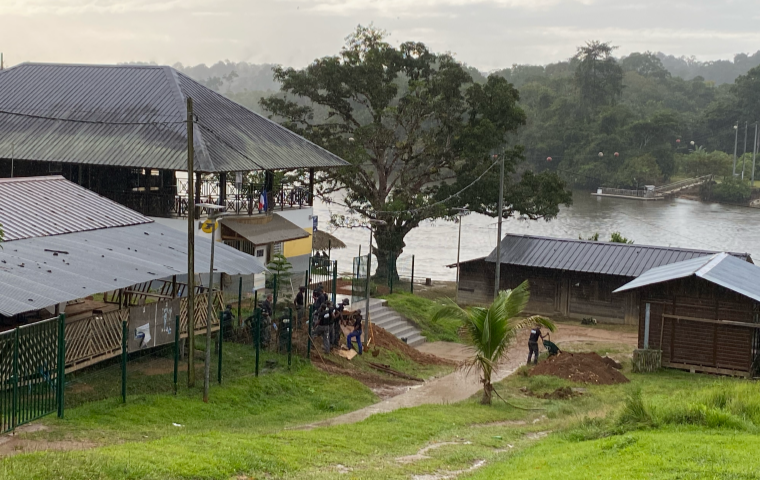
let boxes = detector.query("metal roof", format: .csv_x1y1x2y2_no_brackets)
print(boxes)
0,63,347,172
0,175,151,241
484,234,752,277
225,214,309,246
0,221,267,316
614,253,760,303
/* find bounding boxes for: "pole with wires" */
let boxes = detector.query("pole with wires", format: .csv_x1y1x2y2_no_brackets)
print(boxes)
753,123,758,186
493,153,505,299
742,121,748,180
186,97,196,388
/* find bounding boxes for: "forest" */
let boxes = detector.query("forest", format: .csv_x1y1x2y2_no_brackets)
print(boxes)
175,44,760,193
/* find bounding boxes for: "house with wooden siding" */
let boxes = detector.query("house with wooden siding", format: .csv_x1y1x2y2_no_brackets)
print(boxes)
456,234,752,325
615,253,760,377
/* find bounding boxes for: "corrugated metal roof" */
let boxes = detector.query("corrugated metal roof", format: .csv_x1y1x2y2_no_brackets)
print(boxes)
484,234,752,277
225,214,310,246
614,253,760,303
0,221,267,316
0,63,347,172
0,175,151,241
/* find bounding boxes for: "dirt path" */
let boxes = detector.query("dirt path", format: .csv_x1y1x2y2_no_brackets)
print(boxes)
299,322,637,429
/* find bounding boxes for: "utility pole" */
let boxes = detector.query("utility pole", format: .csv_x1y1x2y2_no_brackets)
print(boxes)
493,153,504,299
203,209,224,403
753,123,758,186
742,121,748,180
187,97,196,388
454,208,468,303
733,122,739,176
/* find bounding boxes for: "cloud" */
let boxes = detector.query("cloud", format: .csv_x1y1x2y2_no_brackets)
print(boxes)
281,0,593,17
0,0,210,16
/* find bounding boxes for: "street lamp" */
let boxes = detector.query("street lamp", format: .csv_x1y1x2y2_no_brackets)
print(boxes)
733,123,739,176
453,208,469,302
198,203,227,403
365,219,386,343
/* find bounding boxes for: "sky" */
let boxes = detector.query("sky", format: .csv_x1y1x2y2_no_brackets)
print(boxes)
2,0,760,71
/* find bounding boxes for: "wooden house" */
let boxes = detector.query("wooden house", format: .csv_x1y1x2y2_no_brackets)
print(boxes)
456,234,752,325
615,253,760,377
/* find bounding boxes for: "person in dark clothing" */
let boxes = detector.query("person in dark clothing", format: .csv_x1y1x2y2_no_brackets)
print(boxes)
312,304,332,354
260,294,275,349
346,310,363,355
527,325,546,365
261,294,274,318
220,304,236,338
294,286,306,329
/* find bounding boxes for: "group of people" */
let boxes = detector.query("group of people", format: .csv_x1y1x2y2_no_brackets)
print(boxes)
239,284,363,356
310,286,363,355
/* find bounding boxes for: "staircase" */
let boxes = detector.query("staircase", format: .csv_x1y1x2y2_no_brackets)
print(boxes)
366,298,426,347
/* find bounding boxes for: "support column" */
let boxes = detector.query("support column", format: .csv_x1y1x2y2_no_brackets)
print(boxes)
308,168,315,207
219,172,227,207
195,171,202,219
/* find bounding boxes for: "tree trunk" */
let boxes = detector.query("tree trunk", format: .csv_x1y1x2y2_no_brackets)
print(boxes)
372,225,407,283
480,382,493,405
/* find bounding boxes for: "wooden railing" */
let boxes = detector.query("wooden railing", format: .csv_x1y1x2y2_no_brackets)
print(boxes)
63,291,223,374
597,187,655,198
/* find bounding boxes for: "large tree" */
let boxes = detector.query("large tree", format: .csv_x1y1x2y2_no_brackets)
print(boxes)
574,41,624,113
262,26,571,278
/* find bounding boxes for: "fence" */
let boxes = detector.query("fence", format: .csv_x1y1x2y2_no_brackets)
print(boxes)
1,316,65,434
387,253,415,295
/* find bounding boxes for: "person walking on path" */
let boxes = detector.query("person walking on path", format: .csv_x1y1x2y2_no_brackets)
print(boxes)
346,310,363,355
527,325,546,365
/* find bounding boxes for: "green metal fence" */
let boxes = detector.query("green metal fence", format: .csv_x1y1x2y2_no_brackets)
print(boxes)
1,316,64,434
352,254,369,304
388,253,415,295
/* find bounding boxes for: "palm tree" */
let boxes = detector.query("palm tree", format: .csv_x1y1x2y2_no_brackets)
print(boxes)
433,281,555,405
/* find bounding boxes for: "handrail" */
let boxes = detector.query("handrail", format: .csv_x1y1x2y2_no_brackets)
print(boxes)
654,175,713,192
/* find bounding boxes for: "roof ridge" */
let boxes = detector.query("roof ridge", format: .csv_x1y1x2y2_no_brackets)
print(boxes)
502,233,723,254
13,62,164,69
0,175,65,184
694,252,728,277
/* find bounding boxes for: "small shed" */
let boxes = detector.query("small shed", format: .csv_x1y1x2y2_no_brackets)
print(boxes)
615,253,760,377
455,234,752,325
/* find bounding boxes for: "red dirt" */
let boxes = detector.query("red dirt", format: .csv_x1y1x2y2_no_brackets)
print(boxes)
530,352,629,385
370,327,453,366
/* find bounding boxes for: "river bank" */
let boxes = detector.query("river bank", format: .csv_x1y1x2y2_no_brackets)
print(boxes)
315,190,760,281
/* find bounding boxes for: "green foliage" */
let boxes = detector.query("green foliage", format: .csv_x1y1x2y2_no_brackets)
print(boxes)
382,294,462,342
266,253,292,276
433,281,555,404
614,154,662,187
676,148,733,177
609,232,633,244
262,25,571,280
617,387,653,428
710,177,752,203
574,41,624,112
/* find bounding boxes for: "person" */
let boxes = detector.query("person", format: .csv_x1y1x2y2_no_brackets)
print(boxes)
261,293,274,319
220,304,236,339
294,286,306,329
277,312,291,353
527,325,547,365
312,303,332,354
260,294,275,349
346,309,363,355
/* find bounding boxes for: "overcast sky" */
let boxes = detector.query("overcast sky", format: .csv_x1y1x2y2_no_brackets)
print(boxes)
2,0,759,71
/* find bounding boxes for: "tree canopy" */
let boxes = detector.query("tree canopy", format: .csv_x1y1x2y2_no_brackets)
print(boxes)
262,26,572,277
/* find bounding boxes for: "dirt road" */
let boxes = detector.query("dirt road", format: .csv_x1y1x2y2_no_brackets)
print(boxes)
299,322,637,429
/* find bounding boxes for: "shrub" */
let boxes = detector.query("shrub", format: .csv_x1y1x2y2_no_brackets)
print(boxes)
708,177,751,203
617,387,654,428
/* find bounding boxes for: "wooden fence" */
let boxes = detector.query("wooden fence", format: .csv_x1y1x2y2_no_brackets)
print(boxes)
63,291,223,374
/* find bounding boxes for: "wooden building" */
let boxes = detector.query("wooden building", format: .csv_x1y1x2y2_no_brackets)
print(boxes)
615,253,760,377
456,235,752,325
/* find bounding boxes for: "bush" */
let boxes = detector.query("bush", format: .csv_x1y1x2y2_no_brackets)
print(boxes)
708,177,751,203
617,387,654,428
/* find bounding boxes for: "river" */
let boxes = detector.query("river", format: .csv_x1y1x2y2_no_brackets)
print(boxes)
313,192,760,281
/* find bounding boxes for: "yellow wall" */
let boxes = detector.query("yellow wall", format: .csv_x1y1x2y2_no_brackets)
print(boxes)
283,228,313,258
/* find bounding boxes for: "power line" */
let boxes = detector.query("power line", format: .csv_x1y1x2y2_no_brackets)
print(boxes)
0,108,186,127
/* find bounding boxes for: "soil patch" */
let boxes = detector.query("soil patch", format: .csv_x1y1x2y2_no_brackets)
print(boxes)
530,352,629,385
535,386,578,400
371,327,454,366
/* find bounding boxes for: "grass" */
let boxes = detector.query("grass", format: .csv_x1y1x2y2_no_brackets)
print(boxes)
381,293,463,343
3,331,760,479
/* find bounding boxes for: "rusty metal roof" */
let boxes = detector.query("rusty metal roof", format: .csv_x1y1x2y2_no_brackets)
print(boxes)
224,214,309,246
0,63,347,172
484,234,752,278
0,176,151,241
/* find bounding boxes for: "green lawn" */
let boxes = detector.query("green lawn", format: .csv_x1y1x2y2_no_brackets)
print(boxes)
3,343,760,480
381,293,462,342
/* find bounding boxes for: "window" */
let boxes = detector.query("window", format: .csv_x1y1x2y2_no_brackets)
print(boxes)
273,242,284,255
256,249,265,258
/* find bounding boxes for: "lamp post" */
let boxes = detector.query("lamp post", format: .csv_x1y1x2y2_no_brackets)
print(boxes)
364,219,386,343
198,204,227,403
733,122,739,176
742,121,749,180
453,208,469,302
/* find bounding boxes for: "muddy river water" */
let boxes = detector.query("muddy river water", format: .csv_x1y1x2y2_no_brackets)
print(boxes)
314,191,760,281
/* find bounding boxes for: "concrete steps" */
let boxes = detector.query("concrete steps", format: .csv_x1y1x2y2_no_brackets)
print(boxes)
365,298,426,347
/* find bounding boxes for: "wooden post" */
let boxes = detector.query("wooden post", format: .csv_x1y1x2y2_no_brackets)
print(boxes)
643,303,651,348
187,97,196,388
308,168,315,206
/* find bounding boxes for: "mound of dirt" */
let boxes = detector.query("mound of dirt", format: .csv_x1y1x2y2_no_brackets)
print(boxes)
370,326,453,366
530,352,629,385
538,386,577,400
601,356,623,370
